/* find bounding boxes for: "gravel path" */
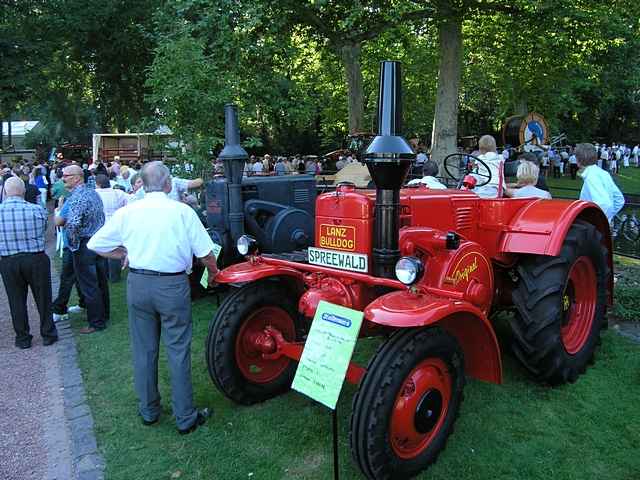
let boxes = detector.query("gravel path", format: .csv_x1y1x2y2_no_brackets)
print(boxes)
0,211,104,480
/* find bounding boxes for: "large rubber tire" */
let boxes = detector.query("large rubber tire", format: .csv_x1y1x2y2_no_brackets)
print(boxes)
205,280,300,405
350,327,464,480
511,221,609,385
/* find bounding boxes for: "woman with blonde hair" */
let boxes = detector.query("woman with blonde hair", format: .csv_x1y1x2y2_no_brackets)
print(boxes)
505,161,552,199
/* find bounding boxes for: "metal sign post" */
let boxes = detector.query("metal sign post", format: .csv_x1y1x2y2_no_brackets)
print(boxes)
292,300,364,478
332,407,339,480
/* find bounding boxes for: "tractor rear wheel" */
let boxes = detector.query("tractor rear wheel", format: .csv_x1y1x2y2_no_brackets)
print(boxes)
511,220,608,385
205,280,300,405
350,327,464,480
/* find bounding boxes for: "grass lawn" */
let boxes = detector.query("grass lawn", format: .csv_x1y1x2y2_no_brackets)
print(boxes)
547,165,640,199
68,276,640,480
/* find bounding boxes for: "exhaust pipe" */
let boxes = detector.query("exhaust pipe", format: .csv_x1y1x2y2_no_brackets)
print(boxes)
218,103,248,243
364,61,415,278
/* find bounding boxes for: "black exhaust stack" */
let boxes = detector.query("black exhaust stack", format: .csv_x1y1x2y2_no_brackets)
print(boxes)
364,61,415,278
218,103,248,243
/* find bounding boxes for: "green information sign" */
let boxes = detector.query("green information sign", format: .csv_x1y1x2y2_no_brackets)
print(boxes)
292,301,364,410
200,243,223,288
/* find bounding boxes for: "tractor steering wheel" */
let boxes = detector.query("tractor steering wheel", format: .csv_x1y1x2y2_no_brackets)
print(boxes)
443,153,493,189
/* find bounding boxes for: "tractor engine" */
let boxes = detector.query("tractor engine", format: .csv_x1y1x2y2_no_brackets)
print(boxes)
301,61,415,316
206,104,315,267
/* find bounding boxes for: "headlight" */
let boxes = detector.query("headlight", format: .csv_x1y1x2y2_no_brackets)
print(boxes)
237,235,258,256
395,256,424,285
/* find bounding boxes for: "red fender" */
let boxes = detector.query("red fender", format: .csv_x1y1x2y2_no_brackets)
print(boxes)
364,290,502,384
216,260,304,286
499,200,613,303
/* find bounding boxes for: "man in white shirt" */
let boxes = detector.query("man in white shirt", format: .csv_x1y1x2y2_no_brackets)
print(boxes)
95,174,128,220
576,143,625,224
569,150,578,179
251,158,264,174
88,161,219,434
599,145,608,170
135,175,203,203
95,174,129,281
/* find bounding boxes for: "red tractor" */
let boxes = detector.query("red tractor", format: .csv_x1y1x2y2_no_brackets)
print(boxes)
205,62,611,479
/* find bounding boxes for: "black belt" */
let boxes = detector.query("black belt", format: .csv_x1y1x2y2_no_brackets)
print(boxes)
129,268,185,276
1,251,44,259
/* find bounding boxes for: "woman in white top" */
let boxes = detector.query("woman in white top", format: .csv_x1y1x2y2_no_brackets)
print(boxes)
505,161,552,199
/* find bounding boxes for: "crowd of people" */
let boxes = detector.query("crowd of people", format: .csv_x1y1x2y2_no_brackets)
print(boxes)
0,155,216,435
233,154,325,176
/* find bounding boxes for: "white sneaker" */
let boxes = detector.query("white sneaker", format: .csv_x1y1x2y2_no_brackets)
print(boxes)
53,313,69,323
68,305,85,313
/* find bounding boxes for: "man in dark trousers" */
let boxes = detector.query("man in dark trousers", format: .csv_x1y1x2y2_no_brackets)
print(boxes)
88,161,219,434
0,177,58,348
52,195,86,322
60,165,108,334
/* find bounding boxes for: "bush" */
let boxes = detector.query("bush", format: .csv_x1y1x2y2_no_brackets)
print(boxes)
613,285,640,322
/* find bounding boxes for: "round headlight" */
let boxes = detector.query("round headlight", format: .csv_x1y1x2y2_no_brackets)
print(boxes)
237,235,258,256
395,257,424,285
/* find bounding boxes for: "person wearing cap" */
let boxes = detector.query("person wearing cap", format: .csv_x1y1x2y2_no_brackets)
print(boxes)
111,156,121,176
87,161,219,434
0,177,58,349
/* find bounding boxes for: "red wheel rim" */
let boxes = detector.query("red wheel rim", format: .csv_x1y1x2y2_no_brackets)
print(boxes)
561,256,597,355
389,358,452,459
235,306,296,383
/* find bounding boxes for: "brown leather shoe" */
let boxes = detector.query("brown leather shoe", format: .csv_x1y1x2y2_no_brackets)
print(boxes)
79,327,97,334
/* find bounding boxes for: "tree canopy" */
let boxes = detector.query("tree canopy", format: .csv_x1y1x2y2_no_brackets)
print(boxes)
2,0,639,161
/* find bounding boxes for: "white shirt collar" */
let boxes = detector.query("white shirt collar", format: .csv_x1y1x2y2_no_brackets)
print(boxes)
580,164,597,179
145,191,168,199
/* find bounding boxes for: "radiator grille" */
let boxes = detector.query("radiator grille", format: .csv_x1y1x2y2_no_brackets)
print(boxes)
455,207,472,231
294,189,310,204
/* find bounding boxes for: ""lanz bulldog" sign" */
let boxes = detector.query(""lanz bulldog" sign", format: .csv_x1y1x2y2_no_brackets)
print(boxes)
318,224,356,252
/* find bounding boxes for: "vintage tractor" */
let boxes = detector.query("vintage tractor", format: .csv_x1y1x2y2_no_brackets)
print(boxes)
205,62,612,479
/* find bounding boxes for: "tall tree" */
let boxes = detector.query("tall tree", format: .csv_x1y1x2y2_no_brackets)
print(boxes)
269,1,433,134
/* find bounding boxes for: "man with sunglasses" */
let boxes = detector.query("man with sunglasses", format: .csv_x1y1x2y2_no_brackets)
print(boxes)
59,165,108,333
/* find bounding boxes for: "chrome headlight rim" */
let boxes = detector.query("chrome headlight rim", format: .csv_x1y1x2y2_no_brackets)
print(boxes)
237,235,258,256
395,256,424,285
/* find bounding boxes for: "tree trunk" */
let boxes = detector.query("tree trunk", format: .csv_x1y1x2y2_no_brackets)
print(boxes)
340,42,364,134
513,89,528,116
430,15,463,167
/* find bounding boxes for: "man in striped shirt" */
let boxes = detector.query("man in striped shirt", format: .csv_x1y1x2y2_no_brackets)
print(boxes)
0,177,58,349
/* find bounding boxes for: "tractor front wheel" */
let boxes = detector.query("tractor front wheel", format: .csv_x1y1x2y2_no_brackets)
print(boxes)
350,327,464,480
511,220,608,385
205,280,300,405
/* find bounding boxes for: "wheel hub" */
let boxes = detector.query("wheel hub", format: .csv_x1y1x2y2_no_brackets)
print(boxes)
235,306,296,383
414,389,443,434
561,256,597,355
390,358,452,459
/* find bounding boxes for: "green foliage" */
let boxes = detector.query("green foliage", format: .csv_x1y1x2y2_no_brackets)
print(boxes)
613,258,640,322
4,0,640,155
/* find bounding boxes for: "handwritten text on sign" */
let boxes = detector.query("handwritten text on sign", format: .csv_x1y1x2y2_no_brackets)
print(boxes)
292,301,364,410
